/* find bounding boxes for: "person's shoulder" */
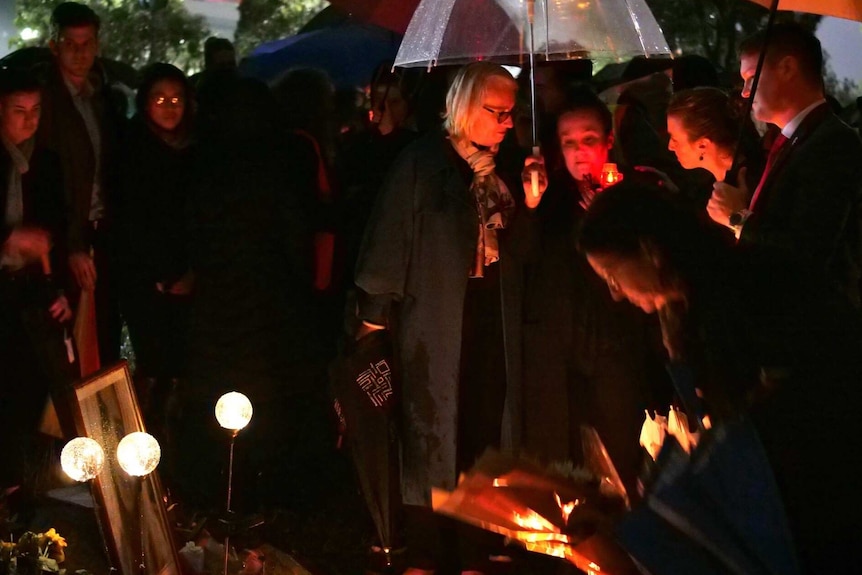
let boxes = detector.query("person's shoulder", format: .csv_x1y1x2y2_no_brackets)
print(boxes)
389,129,449,169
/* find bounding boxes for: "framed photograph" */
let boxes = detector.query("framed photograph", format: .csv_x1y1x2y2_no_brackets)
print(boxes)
72,361,181,575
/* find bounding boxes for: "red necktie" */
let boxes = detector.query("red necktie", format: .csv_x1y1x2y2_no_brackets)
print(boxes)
748,133,789,211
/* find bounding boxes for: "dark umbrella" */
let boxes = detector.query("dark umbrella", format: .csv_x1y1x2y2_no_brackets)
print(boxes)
327,0,421,35
615,366,800,575
328,330,401,566
239,20,402,90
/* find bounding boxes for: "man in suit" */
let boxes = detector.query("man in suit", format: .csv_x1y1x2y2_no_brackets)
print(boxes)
37,1,125,365
708,23,862,307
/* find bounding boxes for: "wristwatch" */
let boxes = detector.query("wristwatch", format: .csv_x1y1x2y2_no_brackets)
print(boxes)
729,208,752,227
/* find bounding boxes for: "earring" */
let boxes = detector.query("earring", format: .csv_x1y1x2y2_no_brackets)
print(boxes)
698,152,704,162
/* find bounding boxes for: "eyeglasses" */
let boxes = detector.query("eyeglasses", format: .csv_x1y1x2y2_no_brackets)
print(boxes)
483,105,513,124
151,96,184,108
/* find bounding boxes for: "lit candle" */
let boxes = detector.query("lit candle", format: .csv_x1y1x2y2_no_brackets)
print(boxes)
600,162,623,187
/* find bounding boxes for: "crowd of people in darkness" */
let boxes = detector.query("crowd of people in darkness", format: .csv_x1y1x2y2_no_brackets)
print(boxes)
2,2,862,573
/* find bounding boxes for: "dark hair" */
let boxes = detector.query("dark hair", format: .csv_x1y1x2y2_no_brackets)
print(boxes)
204,37,235,69
671,54,719,92
272,67,336,162
578,179,721,267
738,22,823,88
51,2,100,40
135,62,193,133
667,87,739,155
558,84,613,136
0,67,42,99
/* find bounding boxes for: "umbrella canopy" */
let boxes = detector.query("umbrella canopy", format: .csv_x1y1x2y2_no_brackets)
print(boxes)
393,0,671,69
328,0,421,35
328,330,400,555
239,21,402,89
747,0,862,21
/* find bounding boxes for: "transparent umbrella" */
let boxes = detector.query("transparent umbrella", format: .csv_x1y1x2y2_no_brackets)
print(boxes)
393,0,671,193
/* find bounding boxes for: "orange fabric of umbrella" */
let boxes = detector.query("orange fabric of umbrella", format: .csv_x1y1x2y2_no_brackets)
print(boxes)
747,0,862,21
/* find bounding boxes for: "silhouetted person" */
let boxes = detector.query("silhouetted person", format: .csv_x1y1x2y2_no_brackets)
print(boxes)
37,1,125,368
1,68,77,490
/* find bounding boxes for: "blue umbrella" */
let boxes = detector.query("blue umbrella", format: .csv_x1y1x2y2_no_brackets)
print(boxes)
239,21,402,90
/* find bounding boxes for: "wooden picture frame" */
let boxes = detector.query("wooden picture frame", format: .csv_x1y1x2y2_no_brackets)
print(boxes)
72,361,181,575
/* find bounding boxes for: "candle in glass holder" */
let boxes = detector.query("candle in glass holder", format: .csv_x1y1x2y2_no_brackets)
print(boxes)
600,163,623,187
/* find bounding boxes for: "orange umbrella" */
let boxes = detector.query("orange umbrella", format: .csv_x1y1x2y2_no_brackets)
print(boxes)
747,0,862,21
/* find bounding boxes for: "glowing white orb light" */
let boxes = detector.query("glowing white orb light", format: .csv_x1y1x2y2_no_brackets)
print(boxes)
60,437,105,482
215,392,253,431
116,432,161,477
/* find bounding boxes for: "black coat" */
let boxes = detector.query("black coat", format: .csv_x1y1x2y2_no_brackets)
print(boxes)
115,117,193,291
512,170,670,498
185,127,324,400
35,62,124,254
667,247,862,572
354,129,525,506
0,144,68,287
741,104,862,306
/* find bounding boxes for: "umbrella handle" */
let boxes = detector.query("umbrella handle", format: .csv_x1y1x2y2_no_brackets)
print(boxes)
531,145,541,198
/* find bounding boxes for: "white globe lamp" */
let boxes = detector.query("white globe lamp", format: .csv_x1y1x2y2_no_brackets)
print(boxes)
60,437,105,482
116,432,161,477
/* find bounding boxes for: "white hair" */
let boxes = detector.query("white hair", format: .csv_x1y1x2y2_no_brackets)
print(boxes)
442,62,517,140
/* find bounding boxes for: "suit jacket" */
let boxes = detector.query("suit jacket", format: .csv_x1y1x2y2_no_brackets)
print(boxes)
741,103,862,306
35,62,123,255
0,145,68,285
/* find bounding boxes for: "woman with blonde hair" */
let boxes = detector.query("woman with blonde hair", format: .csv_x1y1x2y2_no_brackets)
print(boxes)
354,61,524,574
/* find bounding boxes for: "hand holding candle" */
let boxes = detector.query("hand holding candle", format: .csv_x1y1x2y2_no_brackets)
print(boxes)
522,150,547,208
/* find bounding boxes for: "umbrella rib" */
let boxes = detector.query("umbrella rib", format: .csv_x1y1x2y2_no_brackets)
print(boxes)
622,0,649,57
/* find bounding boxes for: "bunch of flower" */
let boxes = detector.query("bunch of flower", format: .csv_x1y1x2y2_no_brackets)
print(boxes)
0,528,67,575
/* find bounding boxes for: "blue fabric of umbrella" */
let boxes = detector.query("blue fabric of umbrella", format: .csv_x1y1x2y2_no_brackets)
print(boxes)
239,21,402,90
616,365,800,575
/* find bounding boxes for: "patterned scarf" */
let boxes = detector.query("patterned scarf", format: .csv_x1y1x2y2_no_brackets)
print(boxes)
470,171,514,278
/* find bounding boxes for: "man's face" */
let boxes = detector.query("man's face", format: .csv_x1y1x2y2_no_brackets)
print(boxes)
466,77,516,148
740,52,781,125
0,91,42,145
558,109,613,182
51,25,99,82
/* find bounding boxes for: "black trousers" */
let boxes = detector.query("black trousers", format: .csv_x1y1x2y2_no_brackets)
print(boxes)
0,272,78,486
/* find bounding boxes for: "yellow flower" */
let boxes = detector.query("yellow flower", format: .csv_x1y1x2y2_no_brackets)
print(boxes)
42,529,67,548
